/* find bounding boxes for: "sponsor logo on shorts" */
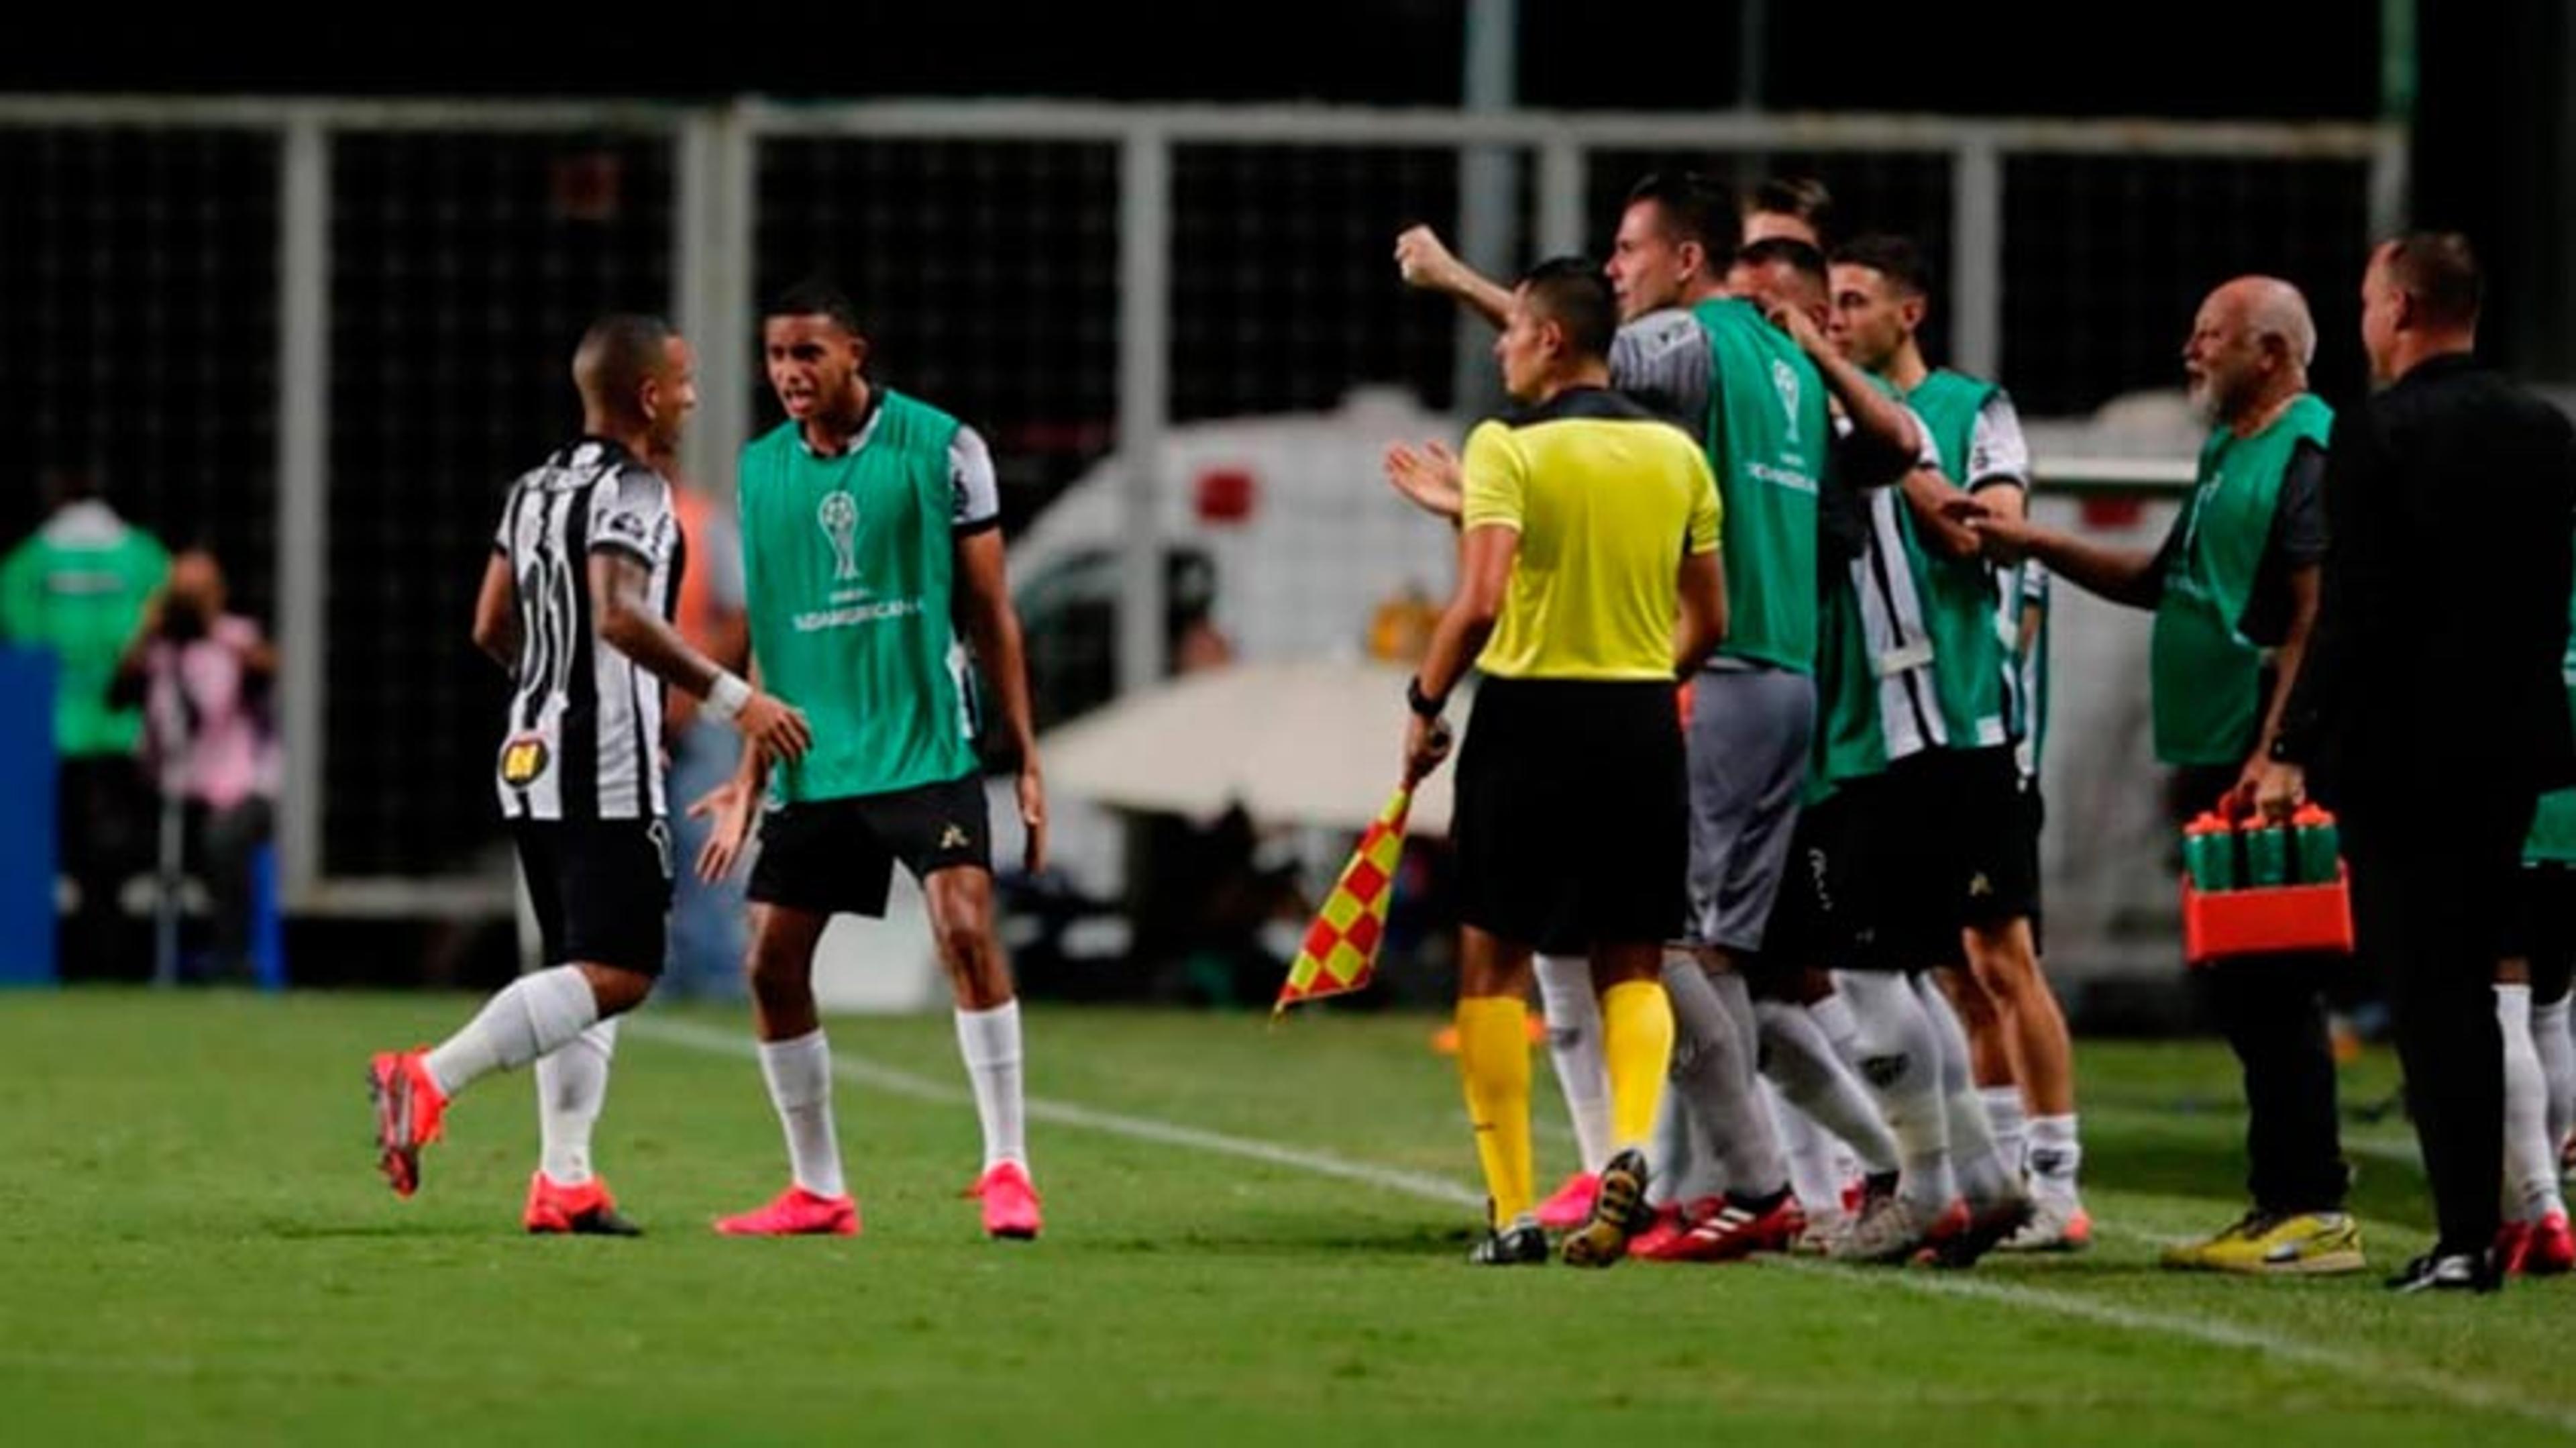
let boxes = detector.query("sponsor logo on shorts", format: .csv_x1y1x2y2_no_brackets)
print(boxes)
1969,872,1994,898
938,823,970,850
499,735,551,787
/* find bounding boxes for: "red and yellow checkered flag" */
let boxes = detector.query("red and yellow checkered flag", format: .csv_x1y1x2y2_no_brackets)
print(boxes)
1273,785,1411,1015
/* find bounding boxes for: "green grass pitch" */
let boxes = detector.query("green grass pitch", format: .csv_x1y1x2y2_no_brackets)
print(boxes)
1,991,2568,1445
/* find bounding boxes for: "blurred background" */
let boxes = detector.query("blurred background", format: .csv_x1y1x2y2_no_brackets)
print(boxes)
1,0,2567,1025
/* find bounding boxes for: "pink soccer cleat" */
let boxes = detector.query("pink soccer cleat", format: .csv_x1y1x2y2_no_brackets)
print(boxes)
714,1186,860,1237
367,1049,447,1198
973,1161,1044,1240
523,1173,643,1237
1535,1172,1601,1232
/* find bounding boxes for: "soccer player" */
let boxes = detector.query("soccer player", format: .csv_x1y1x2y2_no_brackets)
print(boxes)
368,315,810,1233
1393,258,1724,1266
1827,234,2079,1253
1968,277,2359,1275
692,280,1049,1241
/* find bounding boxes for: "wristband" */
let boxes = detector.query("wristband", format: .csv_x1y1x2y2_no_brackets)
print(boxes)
1406,676,1447,720
706,671,753,722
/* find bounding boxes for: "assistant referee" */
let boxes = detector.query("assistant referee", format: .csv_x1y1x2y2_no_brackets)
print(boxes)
1398,258,1728,1268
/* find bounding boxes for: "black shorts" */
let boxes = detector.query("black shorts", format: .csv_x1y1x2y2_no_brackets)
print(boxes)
2509,862,2576,1004
514,819,672,975
1754,790,1886,974
748,772,992,919
1863,746,2039,971
1452,677,1686,954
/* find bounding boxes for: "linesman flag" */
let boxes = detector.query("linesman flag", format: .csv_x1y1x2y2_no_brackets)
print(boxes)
1273,785,1412,1015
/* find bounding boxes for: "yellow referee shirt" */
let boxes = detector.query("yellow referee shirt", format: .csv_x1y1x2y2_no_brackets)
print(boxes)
1459,387,1722,680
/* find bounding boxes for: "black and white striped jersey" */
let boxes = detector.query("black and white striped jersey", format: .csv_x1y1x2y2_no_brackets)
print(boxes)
490,437,684,822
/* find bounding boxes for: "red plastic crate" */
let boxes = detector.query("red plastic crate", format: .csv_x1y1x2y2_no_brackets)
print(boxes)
2180,866,2356,967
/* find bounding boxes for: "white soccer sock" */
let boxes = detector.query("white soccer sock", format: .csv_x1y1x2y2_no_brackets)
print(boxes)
535,1019,617,1186
1917,974,2017,1208
759,1029,847,1199
1755,998,1901,1176
2027,1115,2083,1208
2500,985,2565,1221
2535,994,2575,1161
423,966,600,1097
1768,1079,1846,1219
1836,970,1954,1213
1534,953,1613,1176
1809,990,1864,1065
1981,1086,2030,1180
1644,1083,1713,1206
954,1000,1028,1174
1663,962,1789,1201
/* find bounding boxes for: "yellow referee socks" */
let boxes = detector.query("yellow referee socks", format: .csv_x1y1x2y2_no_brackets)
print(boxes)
1600,978,1674,1149
1456,996,1536,1229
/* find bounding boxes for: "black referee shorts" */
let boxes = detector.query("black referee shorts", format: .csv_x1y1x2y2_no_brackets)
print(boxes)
748,772,992,919
513,819,673,976
1452,676,1686,955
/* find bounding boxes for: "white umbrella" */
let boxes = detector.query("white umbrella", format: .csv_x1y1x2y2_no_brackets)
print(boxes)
1040,658,1467,837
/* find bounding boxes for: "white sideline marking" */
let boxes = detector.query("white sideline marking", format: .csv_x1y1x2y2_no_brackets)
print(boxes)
631,1017,2575,1437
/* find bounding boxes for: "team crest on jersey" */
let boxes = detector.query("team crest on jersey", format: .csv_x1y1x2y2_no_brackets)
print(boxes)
1771,359,1803,442
818,491,861,582
499,735,551,787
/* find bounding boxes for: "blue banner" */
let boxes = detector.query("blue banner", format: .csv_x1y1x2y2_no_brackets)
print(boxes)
0,648,58,984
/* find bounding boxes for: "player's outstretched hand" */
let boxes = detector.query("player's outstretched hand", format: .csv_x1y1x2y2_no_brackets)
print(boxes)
1394,225,1463,294
1384,440,1464,521
737,692,812,766
688,777,759,882
1960,508,2037,565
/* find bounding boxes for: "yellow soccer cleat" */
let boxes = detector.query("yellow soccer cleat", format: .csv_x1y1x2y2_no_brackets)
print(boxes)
2165,1210,2364,1275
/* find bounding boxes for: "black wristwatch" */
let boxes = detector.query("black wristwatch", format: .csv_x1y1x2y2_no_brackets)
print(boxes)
1406,675,1448,720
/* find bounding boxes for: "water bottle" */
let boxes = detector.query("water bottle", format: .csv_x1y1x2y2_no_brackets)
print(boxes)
2186,813,2238,891
2243,821,2292,888
2292,804,2341,885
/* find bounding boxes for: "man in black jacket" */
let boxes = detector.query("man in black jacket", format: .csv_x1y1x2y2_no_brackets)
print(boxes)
2263,232,2576,1292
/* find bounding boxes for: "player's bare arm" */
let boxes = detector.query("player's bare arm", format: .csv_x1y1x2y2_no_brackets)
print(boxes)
1395,225,1513,329
471,550,520,672
1761,295,1921,488
588,550,811,768
1947,502,2163,610
1674,548,1727,675
1403,521,1517,783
